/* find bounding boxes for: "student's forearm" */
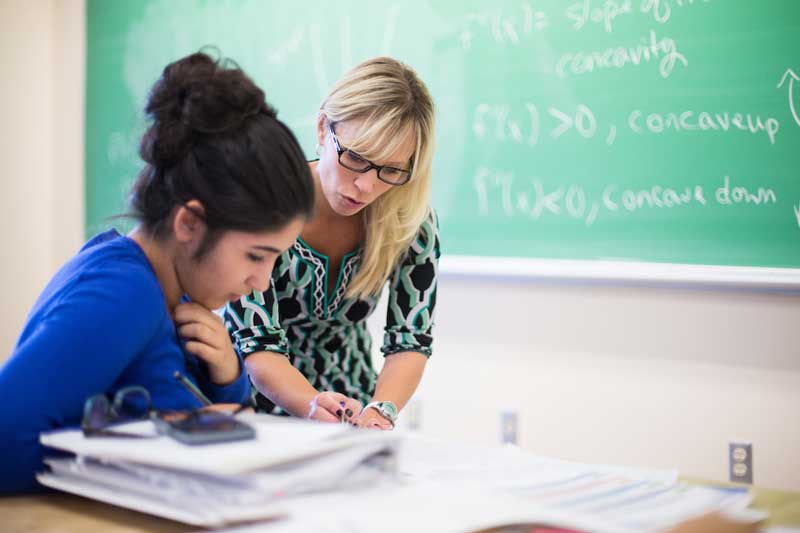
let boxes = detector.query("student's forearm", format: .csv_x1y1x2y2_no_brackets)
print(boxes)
371,351,428,411
244,352,320,417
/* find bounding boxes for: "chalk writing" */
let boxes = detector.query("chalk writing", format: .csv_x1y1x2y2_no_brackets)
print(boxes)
265,28,304,65
628,110,781,145
777,69,800,128
715,176,777,207
640,0,712,25
473,103,612,146
566,0,634,33
556,29,687,78
458,2,549,50
475,167,780,228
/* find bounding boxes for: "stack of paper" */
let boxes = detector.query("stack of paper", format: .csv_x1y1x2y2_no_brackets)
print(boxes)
392,434,761,532
37,414,400,527
210,434,763,533
38,424,765,532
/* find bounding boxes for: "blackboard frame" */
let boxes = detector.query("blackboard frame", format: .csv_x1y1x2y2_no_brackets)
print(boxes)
439,256,800,291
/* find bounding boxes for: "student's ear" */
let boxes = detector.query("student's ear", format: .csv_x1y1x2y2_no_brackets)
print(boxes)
173,200,207,244
316,112,328,147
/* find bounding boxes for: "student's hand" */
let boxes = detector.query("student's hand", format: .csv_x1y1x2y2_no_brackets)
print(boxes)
174,302,240,385
308,392,362,424
354,406,394,430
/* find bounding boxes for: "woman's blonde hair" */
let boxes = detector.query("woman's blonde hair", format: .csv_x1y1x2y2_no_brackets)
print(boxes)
320,57,435,299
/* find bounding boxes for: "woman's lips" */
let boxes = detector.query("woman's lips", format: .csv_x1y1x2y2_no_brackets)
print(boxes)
341,194,364,208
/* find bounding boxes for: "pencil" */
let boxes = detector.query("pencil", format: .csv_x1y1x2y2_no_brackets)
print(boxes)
173,371,212,406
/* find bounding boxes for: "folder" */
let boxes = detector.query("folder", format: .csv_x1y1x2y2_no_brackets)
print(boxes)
37,414,400,527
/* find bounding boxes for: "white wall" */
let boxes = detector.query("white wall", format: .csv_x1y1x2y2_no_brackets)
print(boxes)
2,0,797,494
387,280,800,492
0,0,85,358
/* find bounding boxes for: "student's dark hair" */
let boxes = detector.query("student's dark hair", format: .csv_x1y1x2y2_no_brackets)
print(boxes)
129,51,314,258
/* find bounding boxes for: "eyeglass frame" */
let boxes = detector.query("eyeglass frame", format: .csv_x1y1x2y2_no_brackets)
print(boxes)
327,123,412,186
81,385,256,439
81,385,155,438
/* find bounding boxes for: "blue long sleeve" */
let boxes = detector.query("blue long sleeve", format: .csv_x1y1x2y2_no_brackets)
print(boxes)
0,230,249,494
0,260,161,493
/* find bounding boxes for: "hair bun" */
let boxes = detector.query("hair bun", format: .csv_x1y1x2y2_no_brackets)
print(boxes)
139,51,275,168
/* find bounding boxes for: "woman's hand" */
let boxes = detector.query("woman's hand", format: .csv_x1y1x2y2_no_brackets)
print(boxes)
174,302,240,385
354,406,394,430
308,392,362,423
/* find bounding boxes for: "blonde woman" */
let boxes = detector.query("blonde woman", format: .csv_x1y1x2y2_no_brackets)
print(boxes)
225,57,438,429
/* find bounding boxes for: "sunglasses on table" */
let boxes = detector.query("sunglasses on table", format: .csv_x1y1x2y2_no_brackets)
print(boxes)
81,386,155,438
81,385,254,439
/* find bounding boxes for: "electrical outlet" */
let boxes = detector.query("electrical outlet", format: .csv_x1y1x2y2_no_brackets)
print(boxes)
501,409,518,445
729,442,753,484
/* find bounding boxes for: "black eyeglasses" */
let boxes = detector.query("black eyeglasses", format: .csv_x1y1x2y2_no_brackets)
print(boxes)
81,386,155,438
328,123,412,186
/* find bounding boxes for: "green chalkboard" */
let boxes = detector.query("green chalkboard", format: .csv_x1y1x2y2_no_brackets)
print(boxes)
87,0,800,269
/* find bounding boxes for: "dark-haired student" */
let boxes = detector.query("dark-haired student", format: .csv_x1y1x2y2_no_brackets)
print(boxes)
0,51,315,494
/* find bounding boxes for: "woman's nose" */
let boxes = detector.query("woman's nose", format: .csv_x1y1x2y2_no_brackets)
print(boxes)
248,266,271,293
354,172,377,195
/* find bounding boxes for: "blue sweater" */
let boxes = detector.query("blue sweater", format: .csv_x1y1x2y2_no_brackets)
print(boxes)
0,230,250,494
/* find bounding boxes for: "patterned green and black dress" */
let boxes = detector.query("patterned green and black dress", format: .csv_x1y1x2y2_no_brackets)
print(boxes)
224,210,440,413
